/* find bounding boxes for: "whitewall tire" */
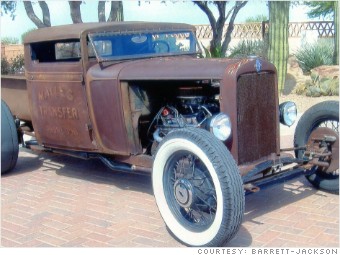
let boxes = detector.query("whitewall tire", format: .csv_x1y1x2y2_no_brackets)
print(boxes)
152,128,244,247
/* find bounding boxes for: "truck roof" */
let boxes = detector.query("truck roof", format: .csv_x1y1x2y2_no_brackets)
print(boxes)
23,21,196,44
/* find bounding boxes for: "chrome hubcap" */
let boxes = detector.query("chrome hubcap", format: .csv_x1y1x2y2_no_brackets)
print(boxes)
174,178,194,208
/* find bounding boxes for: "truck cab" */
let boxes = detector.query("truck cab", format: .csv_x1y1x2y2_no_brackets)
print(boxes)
1,22,338,247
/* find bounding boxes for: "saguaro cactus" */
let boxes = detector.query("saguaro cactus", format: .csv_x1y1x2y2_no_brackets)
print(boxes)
334,1,339,65
268,1,290,94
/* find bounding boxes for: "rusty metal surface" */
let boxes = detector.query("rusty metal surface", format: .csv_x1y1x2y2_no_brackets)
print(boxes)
219,58,279,165
85,65,140,156
236,73,278,164
306,127,339,173
24,22,196,44
25,60,97,151
87,56,278,165
86,57,239,156
86,79,129,155
239,152,294,177
1,75,31,121
95,57,240,81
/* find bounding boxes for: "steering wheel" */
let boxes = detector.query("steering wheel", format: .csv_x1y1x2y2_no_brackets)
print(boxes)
152,40,170,53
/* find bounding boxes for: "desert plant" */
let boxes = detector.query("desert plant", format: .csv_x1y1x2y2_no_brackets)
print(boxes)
200,43,224,58
227,39,268,58
296,71,339,97
268,1,290,94
294,39,335,74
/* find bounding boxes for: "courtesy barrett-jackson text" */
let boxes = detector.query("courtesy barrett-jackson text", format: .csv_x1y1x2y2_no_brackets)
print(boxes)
196,248,339,255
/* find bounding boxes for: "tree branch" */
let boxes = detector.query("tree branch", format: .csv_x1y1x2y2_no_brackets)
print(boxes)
23,1,47,28
107,1,124,22
193,1,217,32
1,1,17,20
216,1,226,22
221,1,247,56
98,1,106,22
38,1,51,27
69,1,83,24
215,1,227,42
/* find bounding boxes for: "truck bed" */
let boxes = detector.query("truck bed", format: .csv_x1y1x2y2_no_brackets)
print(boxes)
1,75,31,121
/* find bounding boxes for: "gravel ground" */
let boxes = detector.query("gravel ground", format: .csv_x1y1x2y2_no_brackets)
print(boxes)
279,94,339,113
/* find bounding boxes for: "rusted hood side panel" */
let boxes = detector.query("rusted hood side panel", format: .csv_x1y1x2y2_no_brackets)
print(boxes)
85,70,130,155
89,57,241,81
118,57,240,80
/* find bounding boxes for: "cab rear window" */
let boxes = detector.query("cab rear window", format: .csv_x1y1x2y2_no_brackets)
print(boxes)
30,40,81,62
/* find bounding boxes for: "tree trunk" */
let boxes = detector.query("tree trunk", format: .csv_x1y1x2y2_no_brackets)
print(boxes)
334,1,338,65
69,1,83,24
194,1,247,57
38,1,51,27
98,1,106,22
194,1,219,56
107,1,124,22
23,1,50,28
221,1,247,56
97,1,124,22
268,1,290,94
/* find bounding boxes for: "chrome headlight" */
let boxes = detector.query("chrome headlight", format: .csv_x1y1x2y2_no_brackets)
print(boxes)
209,113,232,141
279,101,297,127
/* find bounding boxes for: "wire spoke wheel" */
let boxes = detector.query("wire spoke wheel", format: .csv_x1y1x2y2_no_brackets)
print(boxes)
294,101,339,193
318,120,339,134
164,152,217,231
152,128,244,247
310,120,339,176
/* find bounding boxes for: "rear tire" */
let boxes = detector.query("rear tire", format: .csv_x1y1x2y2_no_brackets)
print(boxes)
152,128,244,246
1,100,19,174
294,101,339,193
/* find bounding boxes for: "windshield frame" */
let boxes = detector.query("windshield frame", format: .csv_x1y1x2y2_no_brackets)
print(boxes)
88,29,200,62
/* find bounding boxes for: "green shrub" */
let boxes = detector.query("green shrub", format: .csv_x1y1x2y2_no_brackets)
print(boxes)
10,54,25,74
245,15,268,23
227,39,268,59
294,39,335,74
299,73,339,97
1,57,10,74
1,36,19,45
200,43,224,58
1,55,24,75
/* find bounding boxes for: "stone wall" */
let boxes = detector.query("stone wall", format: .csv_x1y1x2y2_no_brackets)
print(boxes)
1,44,24,62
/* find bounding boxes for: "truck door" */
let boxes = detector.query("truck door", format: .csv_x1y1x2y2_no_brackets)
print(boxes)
25,41,97,151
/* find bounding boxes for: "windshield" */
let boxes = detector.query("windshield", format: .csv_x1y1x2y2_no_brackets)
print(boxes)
88,30,199,62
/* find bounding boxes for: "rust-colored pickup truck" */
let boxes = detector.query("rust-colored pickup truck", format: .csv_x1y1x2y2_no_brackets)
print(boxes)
1,22,338,247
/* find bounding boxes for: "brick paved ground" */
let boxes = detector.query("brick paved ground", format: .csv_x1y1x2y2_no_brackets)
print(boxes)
1,147,339,247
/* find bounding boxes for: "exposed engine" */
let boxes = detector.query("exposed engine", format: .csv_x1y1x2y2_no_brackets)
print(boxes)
150,87,220,143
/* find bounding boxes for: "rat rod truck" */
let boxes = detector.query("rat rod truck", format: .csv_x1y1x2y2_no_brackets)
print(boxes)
1,22,339,247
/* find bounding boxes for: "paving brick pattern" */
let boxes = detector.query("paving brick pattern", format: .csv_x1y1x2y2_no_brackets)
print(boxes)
1,148,339,247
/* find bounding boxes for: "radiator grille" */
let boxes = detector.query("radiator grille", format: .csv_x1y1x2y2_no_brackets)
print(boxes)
237,73,278,164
